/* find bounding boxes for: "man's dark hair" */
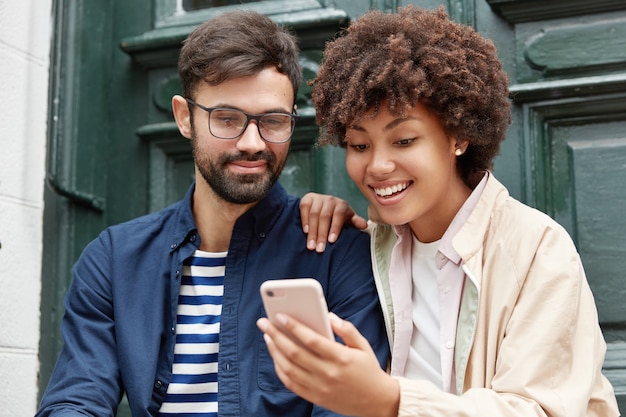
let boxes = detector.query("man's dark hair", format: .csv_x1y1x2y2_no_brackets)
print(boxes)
178,10,302,102
311,5,511,183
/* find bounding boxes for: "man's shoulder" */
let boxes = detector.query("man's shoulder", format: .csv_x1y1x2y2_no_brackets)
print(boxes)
111,200,184,232
262,190,370,257
282,193,370,242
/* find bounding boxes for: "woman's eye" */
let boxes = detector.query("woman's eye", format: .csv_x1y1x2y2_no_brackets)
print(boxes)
348,143,368,151
396,138,415,146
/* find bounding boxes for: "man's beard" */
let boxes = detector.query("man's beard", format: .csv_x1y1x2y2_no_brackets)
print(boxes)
191,135,286,205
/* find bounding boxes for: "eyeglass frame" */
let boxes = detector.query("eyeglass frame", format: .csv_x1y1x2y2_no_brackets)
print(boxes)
185,98,299,144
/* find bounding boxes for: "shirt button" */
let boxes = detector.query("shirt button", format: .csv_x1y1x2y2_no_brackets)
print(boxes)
259,232,266,239
170,243,177,249
442,286,450,294
190,234,196,242
445,341,453,349
154,380,162,389
171,327,175,334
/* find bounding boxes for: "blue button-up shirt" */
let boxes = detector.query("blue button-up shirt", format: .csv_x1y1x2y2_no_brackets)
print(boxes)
37,182,389,417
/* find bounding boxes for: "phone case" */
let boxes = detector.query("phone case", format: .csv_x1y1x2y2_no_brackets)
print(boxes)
260,278,333,339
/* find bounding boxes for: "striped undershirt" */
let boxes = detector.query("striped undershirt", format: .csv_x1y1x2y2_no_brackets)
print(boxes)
159,250,226,417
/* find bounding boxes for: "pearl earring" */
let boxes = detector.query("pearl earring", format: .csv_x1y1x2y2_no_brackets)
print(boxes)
455,149,463,156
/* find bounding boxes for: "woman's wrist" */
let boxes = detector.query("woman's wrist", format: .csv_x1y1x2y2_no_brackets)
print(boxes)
368,373,400,417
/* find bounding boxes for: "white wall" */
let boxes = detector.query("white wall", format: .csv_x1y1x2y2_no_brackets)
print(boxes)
0,0,52,414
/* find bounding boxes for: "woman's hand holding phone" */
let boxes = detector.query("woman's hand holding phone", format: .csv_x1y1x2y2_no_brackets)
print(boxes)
257,281,400,417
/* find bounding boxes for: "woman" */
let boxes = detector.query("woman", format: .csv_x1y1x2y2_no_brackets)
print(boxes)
257,6,619,417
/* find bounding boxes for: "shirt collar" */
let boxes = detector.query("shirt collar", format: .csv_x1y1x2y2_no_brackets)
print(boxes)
171,181,289,251
438,172,489,267
232,182,288,242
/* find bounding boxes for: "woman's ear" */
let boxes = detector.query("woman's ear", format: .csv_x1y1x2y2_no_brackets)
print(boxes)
172,95,193,140
454,139,469,156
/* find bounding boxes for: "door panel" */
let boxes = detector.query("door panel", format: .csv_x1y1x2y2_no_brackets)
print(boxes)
568,132,626,325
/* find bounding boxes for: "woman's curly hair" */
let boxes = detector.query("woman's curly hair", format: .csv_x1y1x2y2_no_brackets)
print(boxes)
311,5,511,182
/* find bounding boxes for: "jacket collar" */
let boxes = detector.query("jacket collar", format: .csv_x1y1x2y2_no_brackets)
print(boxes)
169,182,201,253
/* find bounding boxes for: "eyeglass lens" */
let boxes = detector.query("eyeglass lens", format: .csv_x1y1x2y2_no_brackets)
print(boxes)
209,108,294,143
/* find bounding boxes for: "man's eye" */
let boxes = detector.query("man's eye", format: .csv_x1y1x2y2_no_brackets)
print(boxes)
348,144,368,151
262,116,289,128
212,111,243,126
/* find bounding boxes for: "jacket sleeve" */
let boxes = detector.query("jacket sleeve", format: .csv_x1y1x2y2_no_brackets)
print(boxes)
36,232,123,417
393,223,618,417
326,228,390,369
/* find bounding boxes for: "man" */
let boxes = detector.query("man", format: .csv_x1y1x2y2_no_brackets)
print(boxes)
36,10,389,417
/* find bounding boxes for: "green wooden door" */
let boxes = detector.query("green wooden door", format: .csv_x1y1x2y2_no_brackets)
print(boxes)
484,2,626,411
40,0,625,414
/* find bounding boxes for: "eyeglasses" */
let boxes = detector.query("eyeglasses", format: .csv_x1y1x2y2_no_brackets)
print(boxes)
186,98,298,144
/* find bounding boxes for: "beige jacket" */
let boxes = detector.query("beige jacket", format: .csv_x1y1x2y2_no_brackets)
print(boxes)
370,175,619,417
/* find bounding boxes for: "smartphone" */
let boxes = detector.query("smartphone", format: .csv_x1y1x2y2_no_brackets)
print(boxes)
260,278,333,340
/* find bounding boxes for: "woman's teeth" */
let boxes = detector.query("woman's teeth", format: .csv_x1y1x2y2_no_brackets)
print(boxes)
374,183,409,197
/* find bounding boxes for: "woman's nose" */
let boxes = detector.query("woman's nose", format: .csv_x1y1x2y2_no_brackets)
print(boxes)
367,149,395,176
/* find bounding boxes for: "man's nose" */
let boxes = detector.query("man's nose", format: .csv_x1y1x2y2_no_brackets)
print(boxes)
236,121,267,153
